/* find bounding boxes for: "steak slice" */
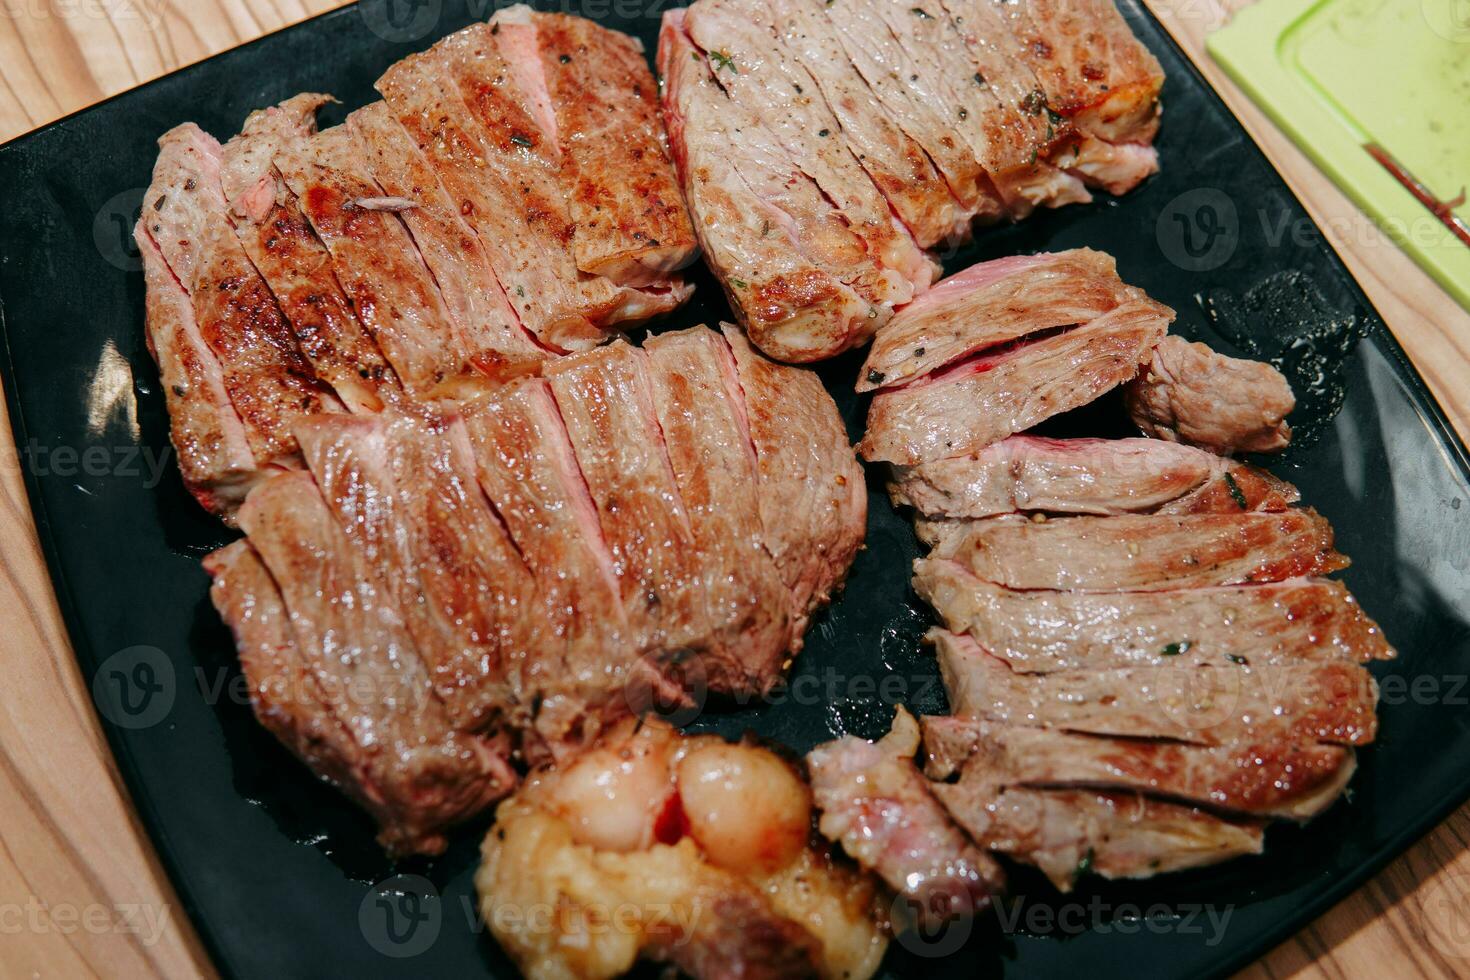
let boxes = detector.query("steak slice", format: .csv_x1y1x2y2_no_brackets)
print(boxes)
808,707,1004,923
275,125,472,397
658,11,881,363
436,24,692,338
860,294,1172,465
459,380,642,757
933,629,1379,746
915,559,1396,671
683,0,932,307
766,0,970,248
376,40,605,352
141,124,331,464
1126,335,1297,454
646,328,792,693
931,510,1347,591
546,342,713,660
135,225,257,520
491,5,699,286
858,249,1139,392
890,435,1299,519
934,778,1264,891
220,95,401,413
204,540,366,808
346,101,546,379
930,718,1355,820
233,472,514,855
985,0,1164,145
294,412,540,733
722,324,867,642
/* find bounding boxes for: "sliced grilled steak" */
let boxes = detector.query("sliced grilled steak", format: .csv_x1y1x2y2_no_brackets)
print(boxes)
930,510,1347,591
915,559,1396,671
683,0,933,307
458,379,640,757
768,0,970,248
659,11,890,363
930,718,1355,820
275,126,473,397
135,227,257,520
646,328,792,693
220,95,401,413
546,342,714,659
935,778,1265,891
890,436,1299,519
860,294,1173,465
1126,335,1297,454
491,5,699,286
232,471,515,854
346,101,546,379
983,0,1164,144
808,708,1004,924
139,124,331,467
721,324,867,642
933,629,1379,746
858,249,1133,392
294,412,537,734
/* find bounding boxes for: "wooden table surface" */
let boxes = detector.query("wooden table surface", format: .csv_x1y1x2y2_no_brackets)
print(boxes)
1,0,1467,977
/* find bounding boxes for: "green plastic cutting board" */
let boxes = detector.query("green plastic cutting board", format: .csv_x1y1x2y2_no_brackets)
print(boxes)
1208,0,1470,310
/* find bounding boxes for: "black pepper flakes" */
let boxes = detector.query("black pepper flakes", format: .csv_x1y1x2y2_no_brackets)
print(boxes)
867,369,886,385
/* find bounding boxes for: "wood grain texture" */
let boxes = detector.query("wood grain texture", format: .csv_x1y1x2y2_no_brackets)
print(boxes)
1,1,1468,978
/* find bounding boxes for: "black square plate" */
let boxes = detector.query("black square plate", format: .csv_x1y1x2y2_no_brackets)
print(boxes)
2,1,1468,977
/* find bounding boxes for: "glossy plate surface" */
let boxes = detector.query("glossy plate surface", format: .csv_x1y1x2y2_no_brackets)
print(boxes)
0,1,1467,977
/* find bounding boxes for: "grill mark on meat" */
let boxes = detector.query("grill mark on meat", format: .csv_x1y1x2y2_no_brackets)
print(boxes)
914,561,1396,671
932,628,1379,747
345,101,548,375
930,510,1348,592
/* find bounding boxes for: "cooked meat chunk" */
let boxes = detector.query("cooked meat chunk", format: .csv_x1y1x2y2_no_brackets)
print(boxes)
1126,336,1297,454
207,327,866,846
932,629,1379,746
808,707,1005,925
928,510,1347,591
889,435,1300,519
135,226,258,520
220,95,402,413
915,560,1396,671
860,294,1174,465
721,324,867,641
492,5,699,286
858,249,1134,392
227,472,516,855
935,777,1265,891
477,720,889,980
346,101,546,379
